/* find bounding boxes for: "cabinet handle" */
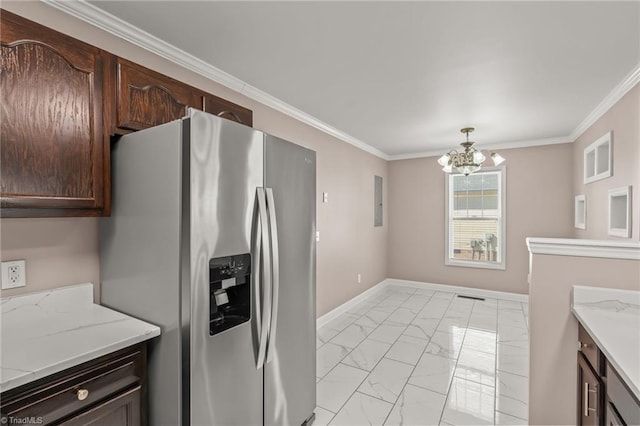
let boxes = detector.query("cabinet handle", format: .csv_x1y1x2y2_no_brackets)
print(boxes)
76,388,89,401
578,341,589,351
583,382,597,417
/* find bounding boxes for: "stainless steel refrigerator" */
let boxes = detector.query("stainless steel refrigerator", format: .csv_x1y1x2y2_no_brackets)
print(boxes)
100,110,316,426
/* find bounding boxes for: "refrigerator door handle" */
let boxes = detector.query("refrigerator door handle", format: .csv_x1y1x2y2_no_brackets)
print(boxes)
255,187,272,370
265,188,280,364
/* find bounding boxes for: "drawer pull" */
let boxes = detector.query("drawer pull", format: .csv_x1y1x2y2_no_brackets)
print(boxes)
76,388,89,401
578,341,589,351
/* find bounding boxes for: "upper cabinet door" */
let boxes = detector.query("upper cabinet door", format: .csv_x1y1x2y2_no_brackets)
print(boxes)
202,93,253,127
114,58,202,132
0,11,106,216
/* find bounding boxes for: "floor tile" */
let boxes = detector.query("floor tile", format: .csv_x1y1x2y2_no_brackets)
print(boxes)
326,313,361,332
416,299,450,319
424,330,465,359
412,288,435,297
440,377,495,425
386,335,428,366
455,348,496,387
462,328,497,354
317,363,369,412
331,323,374,349
384,384,447,426
316,286,530,426
347,301,378,316
494,411,528,425
401,295,430,311
317,342,351,377
408,353,456,395
497,343,529,377
318,325,341,345
436,317,469,334
357,307,391,326
329,392,393,425
313,407,336,426
496,370,528,420
433,292,455,300
368,322,406,344
467,313,498,333
498,300,523,311
404,317,439,340
342,338,391,371
386,307,417,325
358,358,414,403
496,324,528,346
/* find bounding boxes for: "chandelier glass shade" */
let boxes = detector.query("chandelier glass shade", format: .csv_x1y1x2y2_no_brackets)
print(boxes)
437,127,505,175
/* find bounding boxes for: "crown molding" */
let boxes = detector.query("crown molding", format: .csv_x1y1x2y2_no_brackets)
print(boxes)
526,237,640,260
569,64,640,141
42,0,390,161
389,136,573,161
40,1,639,162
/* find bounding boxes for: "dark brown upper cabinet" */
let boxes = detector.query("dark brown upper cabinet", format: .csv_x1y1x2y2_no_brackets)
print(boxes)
1,9,252,218
113,57,202,133
202,92,253,127
1,11,108,217
111,57,253,133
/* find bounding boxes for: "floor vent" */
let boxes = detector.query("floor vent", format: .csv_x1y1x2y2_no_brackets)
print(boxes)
457,294,485,301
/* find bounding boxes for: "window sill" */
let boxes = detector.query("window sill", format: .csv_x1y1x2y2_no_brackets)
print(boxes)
445,259,506,270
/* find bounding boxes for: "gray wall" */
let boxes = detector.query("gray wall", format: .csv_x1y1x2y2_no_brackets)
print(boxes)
572,84,639,240
387,143,574,295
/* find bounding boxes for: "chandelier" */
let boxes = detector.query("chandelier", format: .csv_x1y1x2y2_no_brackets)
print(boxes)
437,127,505,176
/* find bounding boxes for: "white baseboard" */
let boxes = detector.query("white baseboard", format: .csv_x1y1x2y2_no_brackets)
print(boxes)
386,279,529,303
316,278,528,328
316,280,389,329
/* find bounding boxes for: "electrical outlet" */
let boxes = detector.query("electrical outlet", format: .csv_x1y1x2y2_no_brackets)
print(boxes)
1,260,26,289
357,273,362,284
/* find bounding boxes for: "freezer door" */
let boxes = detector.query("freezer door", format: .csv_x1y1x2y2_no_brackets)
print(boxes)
264,135,317,426
187,110,264,425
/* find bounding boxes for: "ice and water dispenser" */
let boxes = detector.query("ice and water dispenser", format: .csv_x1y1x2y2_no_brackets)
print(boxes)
209,254,251,336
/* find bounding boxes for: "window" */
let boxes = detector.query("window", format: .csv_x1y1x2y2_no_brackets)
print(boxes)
445,168,505,269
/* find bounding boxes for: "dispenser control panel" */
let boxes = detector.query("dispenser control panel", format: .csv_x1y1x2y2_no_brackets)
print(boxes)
209,253,251,336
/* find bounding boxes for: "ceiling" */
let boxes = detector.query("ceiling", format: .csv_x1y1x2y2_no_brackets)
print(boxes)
79,1,639,157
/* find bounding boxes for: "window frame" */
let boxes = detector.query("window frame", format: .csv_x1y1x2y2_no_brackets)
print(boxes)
444,167,506,270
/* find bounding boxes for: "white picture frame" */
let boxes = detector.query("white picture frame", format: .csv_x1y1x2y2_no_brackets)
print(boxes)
608,186,631,238
584,131,612,184
575,194,586,230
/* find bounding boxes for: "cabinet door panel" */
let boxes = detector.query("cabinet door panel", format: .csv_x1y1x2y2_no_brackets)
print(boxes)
116,58,201,131
578,353,603,426
202,93,253,127
0,11,105,215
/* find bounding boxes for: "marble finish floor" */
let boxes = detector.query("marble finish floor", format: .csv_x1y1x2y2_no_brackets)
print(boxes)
314,285,529,425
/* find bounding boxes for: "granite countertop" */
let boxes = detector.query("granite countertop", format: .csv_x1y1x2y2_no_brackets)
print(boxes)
571,285,640,400
0,283,160,392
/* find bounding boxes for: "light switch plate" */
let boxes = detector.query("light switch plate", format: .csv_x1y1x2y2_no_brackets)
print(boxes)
322,192,329,203
1,260,26,289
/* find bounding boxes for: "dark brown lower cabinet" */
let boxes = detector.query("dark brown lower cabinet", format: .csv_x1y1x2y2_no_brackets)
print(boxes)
60,386,140,426
606,361,640,426
577,323,640,426
0,344,146,426
578,352,604,425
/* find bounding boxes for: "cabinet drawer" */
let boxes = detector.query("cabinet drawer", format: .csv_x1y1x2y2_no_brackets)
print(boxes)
579,323,603,374
1,345,144,425
60,386,141,426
